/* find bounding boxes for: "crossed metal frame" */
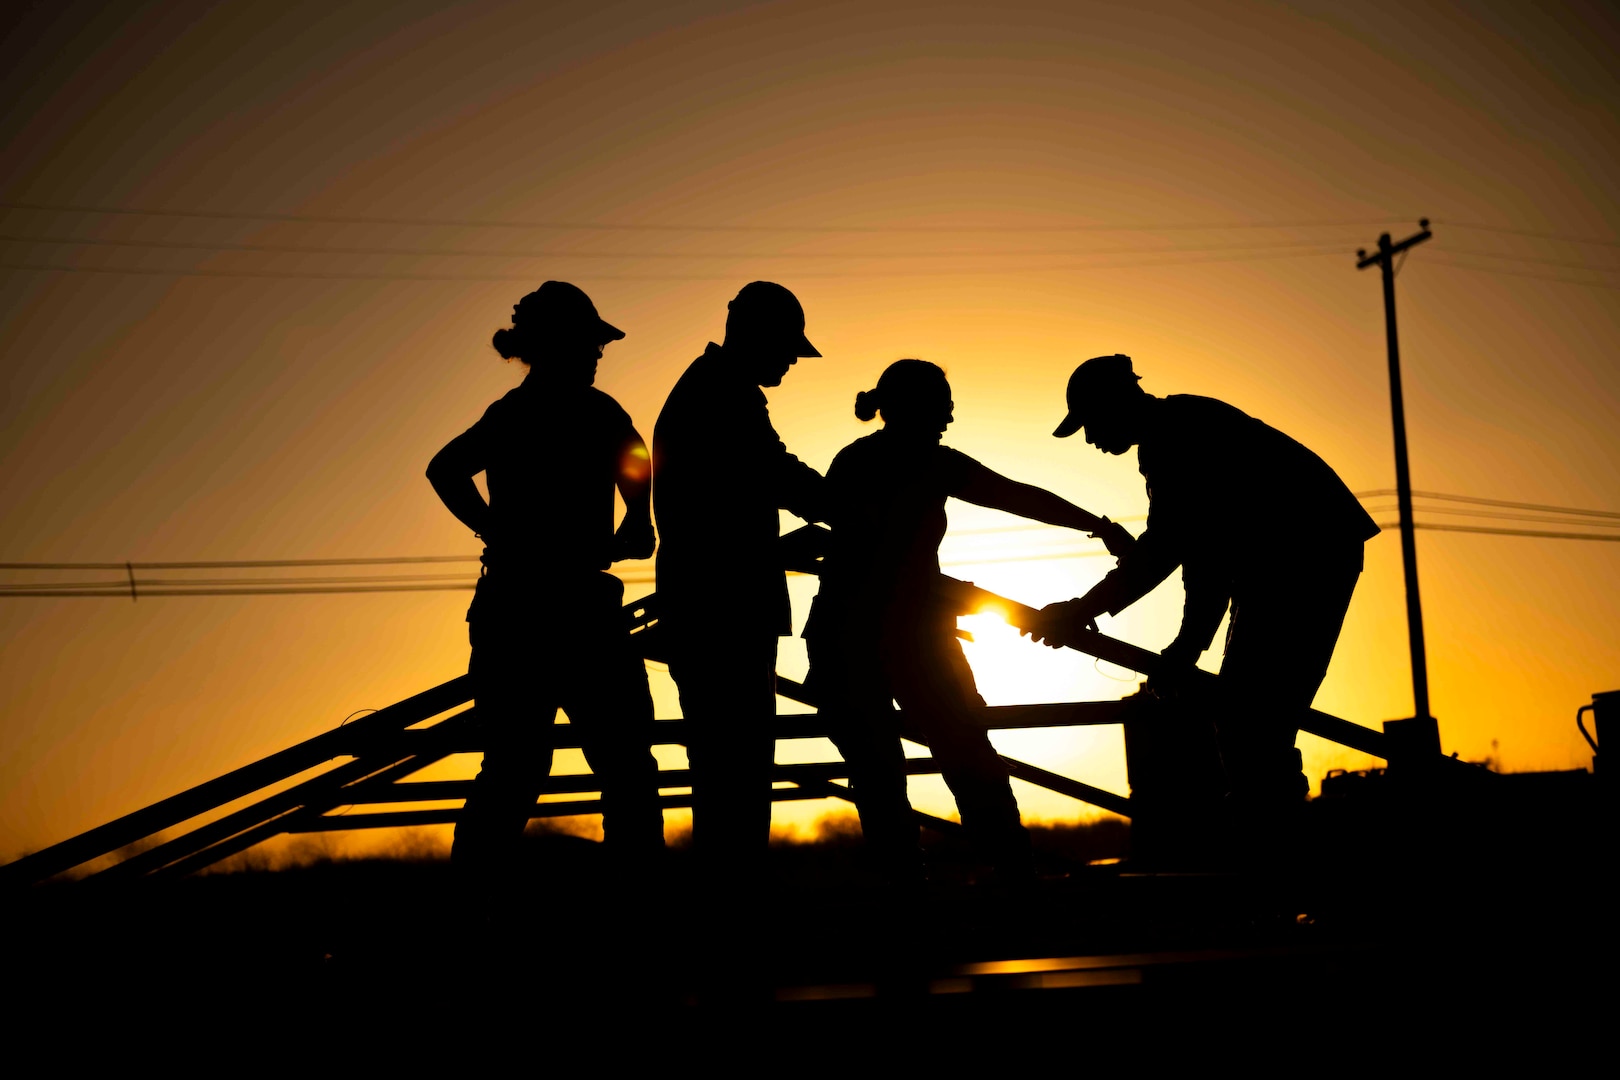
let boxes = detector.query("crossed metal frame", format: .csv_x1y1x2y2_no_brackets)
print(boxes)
2,561,1467,889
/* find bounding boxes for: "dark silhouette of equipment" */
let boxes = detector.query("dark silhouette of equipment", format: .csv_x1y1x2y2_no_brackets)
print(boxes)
1579,690,1614,775
1358,220,1438,755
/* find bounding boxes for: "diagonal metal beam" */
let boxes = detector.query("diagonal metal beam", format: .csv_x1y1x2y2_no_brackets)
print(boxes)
97,710,476,881
1,676,473,888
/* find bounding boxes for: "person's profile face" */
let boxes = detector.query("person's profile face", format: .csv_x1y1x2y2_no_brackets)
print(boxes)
927,388,955,435
1083,410,1133,455
752,349,797,387
548,335,606,386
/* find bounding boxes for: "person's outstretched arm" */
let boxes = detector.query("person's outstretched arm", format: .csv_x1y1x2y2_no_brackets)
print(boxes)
956,464,1135,557
612,427,655,561
426,427,491,539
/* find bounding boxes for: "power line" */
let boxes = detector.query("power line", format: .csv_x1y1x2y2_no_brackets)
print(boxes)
1438,221,1620,249
1423,255,1620,291
0,573,480,591
1361,504,1620,529
0,555,480,571
0,202,1414,235
1377,522,1620,543
3,242,1367,281
1440,245,1620,274
0,246,1358,282
0,583,479,598
0,232,1360,261
2,492,1610,600
1354,490,1620,520
10,517,1619,601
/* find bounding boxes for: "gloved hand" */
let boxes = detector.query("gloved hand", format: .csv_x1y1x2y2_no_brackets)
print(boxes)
1144,637,1202,699
1089,517,1136,561
1024,594,1107,648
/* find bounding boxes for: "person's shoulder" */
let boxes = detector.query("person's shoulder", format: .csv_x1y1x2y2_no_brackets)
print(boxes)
830,431,885,469
477,383,527,424
934,444,983,489
663,345,753,411
581,385,632,422
1164,393,1250,419
1161,394,1262,436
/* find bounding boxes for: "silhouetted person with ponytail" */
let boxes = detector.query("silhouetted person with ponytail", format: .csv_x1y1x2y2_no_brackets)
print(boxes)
805,360,1133,880
653,281,827,878
428,281,664,886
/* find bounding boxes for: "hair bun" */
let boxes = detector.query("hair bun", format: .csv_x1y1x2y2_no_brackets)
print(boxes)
491,326,522,360
854,388,880,422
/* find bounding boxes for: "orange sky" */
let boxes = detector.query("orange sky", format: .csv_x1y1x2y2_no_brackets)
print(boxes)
3,1,1616,862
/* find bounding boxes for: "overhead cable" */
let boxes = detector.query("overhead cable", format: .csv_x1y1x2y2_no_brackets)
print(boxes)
0,234,1375,260
0,202,1414,235
1377,522,1620,542
1354,490,1620,520
0,246,1354,282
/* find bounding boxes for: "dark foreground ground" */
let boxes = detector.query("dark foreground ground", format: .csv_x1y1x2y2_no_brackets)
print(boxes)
6,805,1609,1065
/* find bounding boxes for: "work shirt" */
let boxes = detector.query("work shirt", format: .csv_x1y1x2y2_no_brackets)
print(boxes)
808,429,986,640
653,343,827,636
1087,395,1379,652
456,378,643,578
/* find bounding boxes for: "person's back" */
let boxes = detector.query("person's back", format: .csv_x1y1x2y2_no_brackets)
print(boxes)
1140,394,1375,577
813,428,973,636
653,343,810,632
479,380,643,578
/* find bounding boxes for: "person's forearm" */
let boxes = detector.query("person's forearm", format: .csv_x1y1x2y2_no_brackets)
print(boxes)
1009,483,1105,532
1087,533,1179,615
1171,589,1229,657
428,471,491,538
779,455,828,523
959,471,1104,532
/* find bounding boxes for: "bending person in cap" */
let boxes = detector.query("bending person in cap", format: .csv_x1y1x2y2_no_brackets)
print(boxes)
805,360,1132,880
428,281,665,883
1031,354,1378,828
652,281,827,874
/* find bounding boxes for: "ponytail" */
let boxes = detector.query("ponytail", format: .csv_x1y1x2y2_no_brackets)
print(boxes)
854,359,947,423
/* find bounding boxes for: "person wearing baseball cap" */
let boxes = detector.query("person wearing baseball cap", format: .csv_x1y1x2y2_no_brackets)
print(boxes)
652,281,827,879
1033,353,1379,845
427,282,664,884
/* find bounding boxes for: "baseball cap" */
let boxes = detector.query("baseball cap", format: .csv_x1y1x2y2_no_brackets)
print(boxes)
513,281,625,344
1053,354,1140,438
726,281,820,357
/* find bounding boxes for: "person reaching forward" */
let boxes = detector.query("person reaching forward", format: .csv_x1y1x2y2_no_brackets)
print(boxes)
805,359,1132,880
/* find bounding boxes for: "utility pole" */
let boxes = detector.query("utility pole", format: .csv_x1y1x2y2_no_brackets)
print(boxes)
1358,219,1439,757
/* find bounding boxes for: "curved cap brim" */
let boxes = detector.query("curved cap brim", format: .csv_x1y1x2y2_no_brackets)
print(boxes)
599,321,626,343
797,333,821,358
1053,412,1083,438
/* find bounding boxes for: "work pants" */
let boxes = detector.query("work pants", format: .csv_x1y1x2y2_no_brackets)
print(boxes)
667,628,780,878
453,574,665,872
808,621,1030,873
1215,548,1363,805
